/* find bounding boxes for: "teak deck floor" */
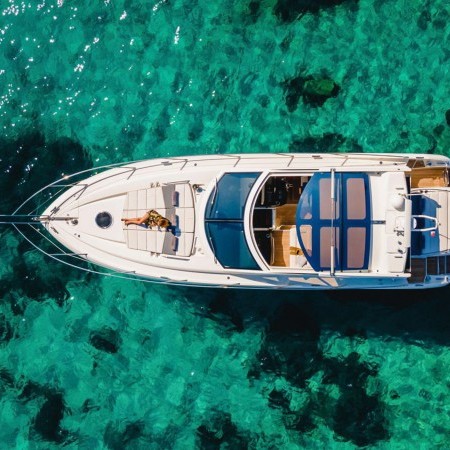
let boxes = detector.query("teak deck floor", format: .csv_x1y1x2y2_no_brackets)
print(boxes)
271,230,291,267
411,167,449,188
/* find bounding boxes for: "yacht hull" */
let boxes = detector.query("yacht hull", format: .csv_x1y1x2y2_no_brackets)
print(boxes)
36,153,450,289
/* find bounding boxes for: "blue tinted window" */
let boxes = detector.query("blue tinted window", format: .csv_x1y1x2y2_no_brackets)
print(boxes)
206,172,260,220
296,172,370,271
205,172,261,270
206,222,260,270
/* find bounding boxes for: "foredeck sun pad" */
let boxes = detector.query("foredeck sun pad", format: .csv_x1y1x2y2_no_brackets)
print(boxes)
123,183,195,256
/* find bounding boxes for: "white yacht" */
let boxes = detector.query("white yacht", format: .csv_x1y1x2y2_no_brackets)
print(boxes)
6,153,450,289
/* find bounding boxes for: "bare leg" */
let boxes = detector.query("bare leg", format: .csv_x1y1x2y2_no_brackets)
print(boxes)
123,212,150,226
124,219,141,225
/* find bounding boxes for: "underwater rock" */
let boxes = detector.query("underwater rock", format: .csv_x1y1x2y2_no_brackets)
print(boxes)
445,109,450,126
188,120,204,141
268,388,291,410
18,380,48,401
35,75,56,95
285,409,316,433
0,132,92,213
433,124,445,136
322,352,378,387
389,390,400,400
432,9,449,29
248,307,391,446
104,421,145,450
282,75,340,111
333,387,388,446
12,249,72,305
120,122,145,143
304,78,336,96
89,327,121,354
424,133,438,154
321,353,388,446
196,413,248,449
239,72,258,96
289,133,363,153
5,291,27,316
417,9,431,30
33,392,68,443
5,37,22,61
282,75,305,112
0,314,13,343
302,78,340,106
248,1,261,23
418,388,432,401
250,303,321,387
152,107,170,144
280,32,294,52
257,95,270,108
268,388,316,433
274,0,359,23
81,398,101,413
0,368,14,390
171,71,189,95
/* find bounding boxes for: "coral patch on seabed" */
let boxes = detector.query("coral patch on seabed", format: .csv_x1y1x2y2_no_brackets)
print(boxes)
274,0,359,23
283,74,341,111
289,133,362,153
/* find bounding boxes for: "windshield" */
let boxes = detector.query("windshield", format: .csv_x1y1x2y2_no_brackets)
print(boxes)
205,172,261,269
206,172,260,220
206,222,260,269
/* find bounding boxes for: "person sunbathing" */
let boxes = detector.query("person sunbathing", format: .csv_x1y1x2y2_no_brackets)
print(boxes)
122,209,171,228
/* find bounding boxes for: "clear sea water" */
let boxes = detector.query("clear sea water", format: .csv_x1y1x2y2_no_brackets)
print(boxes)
1,0,450,448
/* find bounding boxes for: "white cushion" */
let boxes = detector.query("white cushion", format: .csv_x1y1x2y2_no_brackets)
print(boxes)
177,232,194,256
155,187,165,209
146,188,156,210
174,208,195,233
138,189,146,209
126,190,138,210
175,183,194,208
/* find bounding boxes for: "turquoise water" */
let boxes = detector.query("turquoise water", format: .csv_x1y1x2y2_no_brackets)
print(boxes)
1,0,450,448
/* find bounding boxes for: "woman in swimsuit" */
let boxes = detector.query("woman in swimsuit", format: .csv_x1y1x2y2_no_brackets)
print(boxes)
122,210,171,228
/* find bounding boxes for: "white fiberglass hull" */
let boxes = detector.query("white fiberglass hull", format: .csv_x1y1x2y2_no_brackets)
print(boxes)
39,153,450,289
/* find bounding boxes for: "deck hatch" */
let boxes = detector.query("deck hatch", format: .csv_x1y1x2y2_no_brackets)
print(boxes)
296,172,371,271
95,211,113,228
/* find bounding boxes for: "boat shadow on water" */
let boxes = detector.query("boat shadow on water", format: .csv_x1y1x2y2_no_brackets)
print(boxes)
173,284,450,347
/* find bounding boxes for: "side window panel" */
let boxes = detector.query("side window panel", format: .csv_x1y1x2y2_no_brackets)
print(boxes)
346,178,366,220
347,227,366,269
